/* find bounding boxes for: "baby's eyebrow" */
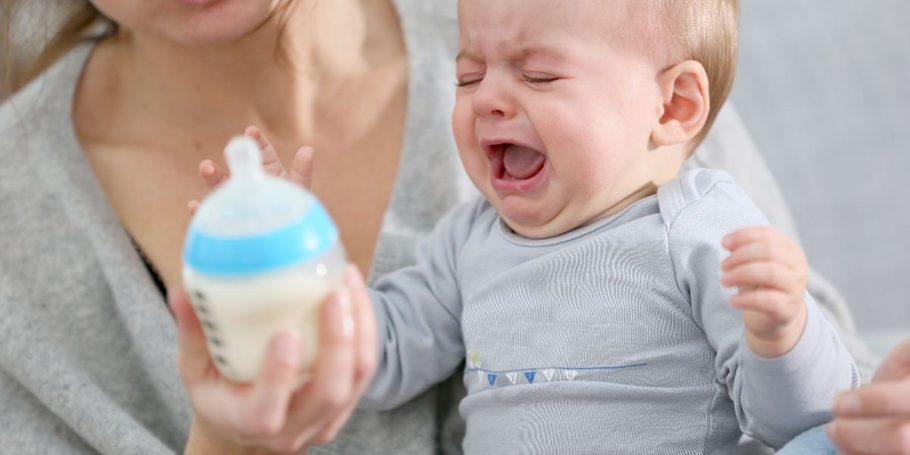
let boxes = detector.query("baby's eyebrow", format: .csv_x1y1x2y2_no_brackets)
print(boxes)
455,46,567,64
507,46,566,63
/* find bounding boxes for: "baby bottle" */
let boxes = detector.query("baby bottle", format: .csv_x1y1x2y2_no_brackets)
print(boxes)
182,136,346,383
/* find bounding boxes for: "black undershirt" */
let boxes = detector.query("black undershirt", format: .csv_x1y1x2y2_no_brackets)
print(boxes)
131,238,168,299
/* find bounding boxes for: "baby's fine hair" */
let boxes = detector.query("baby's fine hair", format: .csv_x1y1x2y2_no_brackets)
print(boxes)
638,0,740,147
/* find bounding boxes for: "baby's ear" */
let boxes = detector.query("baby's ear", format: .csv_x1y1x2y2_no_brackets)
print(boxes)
651,61,710,148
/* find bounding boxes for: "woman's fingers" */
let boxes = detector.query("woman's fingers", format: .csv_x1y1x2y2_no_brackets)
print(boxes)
245,126,288,179
875,339,910,383
283,285,357,440
829,340,910,454
245,331,304,437
835,383,910,419
828,418,910,454
170,290,253,440
199,159,228,189
173,289,299,441
175,269,365,452
289,146,315,190
311,401,356,446
348,266,378,386
169,289,212,385
311,266,377,443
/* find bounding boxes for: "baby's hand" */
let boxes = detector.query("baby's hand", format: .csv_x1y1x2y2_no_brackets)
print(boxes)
188,126,315,215
720,227,809,358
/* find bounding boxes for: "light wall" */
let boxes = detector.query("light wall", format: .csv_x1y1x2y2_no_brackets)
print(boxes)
732,0,910,332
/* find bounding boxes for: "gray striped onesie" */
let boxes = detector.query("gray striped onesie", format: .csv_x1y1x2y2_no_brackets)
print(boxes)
361,168,858,455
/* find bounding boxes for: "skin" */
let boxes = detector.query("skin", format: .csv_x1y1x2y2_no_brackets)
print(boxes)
451,0,809,358
172,265,377,454
829,338,910,455
453,0,685,240
73,0,403,452
76,0,408,287
186,0,820,450
721,227,810,358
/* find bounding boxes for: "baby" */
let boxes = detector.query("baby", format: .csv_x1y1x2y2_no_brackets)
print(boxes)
358,0,857,453
196,0,856,453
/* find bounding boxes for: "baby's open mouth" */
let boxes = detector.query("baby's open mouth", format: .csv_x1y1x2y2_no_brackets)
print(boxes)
491,144,546,181
485,142,549,193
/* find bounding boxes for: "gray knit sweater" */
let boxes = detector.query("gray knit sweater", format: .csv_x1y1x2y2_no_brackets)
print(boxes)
0,0,875,453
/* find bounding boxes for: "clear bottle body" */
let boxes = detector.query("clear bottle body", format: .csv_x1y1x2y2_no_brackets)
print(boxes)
183,243,347,383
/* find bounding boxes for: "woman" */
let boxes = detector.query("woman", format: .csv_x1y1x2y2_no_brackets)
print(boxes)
0,0,879,454
830,338,910,455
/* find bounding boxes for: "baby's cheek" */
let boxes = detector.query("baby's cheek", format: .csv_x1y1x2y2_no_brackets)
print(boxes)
451,132,487,188
459,151,487,183
451,99,471,133
538,100,608,148
548,118,615,169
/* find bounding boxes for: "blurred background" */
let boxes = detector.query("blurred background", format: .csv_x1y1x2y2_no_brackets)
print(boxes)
732,0,910,354
3,2,908,352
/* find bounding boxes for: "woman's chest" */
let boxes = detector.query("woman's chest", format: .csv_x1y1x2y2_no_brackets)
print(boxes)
82,117,406,291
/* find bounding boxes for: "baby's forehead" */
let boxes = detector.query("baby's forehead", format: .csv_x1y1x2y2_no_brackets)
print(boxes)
457,0,664,53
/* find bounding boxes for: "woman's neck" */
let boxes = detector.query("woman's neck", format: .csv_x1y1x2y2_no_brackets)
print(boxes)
84,0,399,155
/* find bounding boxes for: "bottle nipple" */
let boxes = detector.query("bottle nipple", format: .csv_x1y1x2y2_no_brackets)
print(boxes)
225,136,266,181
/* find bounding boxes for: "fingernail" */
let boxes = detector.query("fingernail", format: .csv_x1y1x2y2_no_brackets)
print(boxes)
275,332,299,364
826,421,837,439
722,235,732,248
834,394,861,415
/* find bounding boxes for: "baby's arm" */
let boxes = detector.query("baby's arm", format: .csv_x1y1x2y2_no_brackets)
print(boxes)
719,225,859,448
359,202,479,410
667,170,859,449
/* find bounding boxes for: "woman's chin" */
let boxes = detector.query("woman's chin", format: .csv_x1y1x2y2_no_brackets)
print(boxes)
163,0,277,45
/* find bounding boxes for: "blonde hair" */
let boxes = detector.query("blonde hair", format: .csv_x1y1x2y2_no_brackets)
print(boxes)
1,1,109,100
648,0,740,147
1,1,302,102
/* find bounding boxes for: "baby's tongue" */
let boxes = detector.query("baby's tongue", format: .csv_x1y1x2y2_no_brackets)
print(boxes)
503,145,545,180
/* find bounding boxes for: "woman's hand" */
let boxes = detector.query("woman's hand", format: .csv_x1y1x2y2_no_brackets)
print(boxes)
828,338,910,455
180,126,376,453
173,265,378,454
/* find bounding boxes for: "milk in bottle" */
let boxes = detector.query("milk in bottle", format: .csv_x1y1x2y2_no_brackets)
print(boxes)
182,136,345,383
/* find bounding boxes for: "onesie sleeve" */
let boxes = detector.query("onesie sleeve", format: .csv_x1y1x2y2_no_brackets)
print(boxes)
359,199,482,410
663,169,859,449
